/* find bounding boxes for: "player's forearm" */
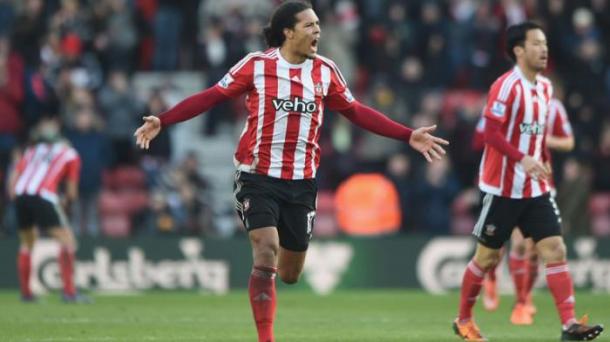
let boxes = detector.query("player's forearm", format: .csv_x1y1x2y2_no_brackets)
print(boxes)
338,102,413,141
546,135,574,152
483,118,524,161
65,181,79,203
159,86,230,128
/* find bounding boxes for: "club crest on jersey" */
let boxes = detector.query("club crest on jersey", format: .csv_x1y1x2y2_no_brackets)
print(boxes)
484,224,496,236
272,97,318,114
491,101,506,117
218,74,234,89
314,82,323,96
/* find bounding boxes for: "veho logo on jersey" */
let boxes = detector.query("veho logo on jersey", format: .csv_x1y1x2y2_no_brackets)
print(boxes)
519,122,545,135
272,97,318,114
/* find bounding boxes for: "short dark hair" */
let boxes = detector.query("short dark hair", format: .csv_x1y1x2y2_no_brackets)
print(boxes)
263,1,312,48
505,21,544,62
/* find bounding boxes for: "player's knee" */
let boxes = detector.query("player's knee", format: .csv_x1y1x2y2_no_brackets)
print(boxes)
539,240,567,263
278,269,301,284
251,238,279,261
474,248,501,269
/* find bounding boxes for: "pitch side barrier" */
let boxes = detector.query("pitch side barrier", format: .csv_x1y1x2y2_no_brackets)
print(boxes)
0,236,608,295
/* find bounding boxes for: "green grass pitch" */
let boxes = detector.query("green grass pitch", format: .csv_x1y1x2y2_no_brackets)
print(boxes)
0,290,607,341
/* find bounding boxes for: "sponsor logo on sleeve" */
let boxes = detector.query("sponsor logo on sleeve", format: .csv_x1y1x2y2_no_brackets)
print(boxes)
491,101,506,117
218,74,234,89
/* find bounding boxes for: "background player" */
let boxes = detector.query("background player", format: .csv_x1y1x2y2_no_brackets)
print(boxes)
477,96,576,326
8,115,87,303
452,22,603,341
134,1,449,341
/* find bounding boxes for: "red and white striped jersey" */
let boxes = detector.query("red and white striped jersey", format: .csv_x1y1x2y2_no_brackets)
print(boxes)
13,141,81,204
547,98,573,139
216,48,354,180
473,98,572,151
478,66,553,199
547,98,573,191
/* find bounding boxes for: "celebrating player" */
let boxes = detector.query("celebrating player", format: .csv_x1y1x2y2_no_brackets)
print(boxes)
134,1,448,341
452,22,603,341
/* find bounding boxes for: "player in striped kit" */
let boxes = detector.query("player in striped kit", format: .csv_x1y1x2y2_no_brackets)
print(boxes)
134,1,448,341
453,22,603,341
8,115,87,303
475,97,576,324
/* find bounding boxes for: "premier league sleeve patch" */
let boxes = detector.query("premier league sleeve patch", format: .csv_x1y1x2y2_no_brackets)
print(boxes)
218,73,234,89
343,88,354,103
491,101,506,117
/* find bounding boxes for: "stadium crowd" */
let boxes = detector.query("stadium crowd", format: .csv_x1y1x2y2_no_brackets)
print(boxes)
0,0,608,238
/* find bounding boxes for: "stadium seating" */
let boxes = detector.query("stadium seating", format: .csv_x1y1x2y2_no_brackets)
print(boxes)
98,166,150,237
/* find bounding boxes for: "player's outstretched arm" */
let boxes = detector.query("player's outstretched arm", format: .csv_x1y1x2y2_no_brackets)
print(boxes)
409,125,450,162
338,102,449,162
134,86,230,150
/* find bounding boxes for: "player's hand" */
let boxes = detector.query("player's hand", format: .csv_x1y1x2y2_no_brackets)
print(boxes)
520,155,550,180
409,125,449,162
544,161,553,177
134,116,161,150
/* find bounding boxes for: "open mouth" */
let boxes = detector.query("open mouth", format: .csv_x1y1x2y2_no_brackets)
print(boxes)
311,39,319,48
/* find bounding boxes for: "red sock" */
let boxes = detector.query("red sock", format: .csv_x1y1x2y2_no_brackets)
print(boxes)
458,260,486,321
525,259,539,295
509,253,527,304
249,266,277,342
17,249,32,297
59,247,76,296
545,261,576,325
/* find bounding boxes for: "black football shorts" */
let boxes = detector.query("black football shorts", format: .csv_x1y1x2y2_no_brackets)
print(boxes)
233,171,317,252
472,192,562,249
15,195,68,230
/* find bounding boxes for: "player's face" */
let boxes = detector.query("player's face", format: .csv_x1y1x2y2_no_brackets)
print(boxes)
286,9,321,59
521,29,548,72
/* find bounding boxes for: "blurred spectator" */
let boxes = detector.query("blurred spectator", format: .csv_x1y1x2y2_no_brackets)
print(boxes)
593,123,610,191
92,0,138,72
11,0,46,67
152,1,182,70
412,157,461,235
65,106,111,236
385,153,415,232
98,70,143,166
136,190,176,235
141,152,212,235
